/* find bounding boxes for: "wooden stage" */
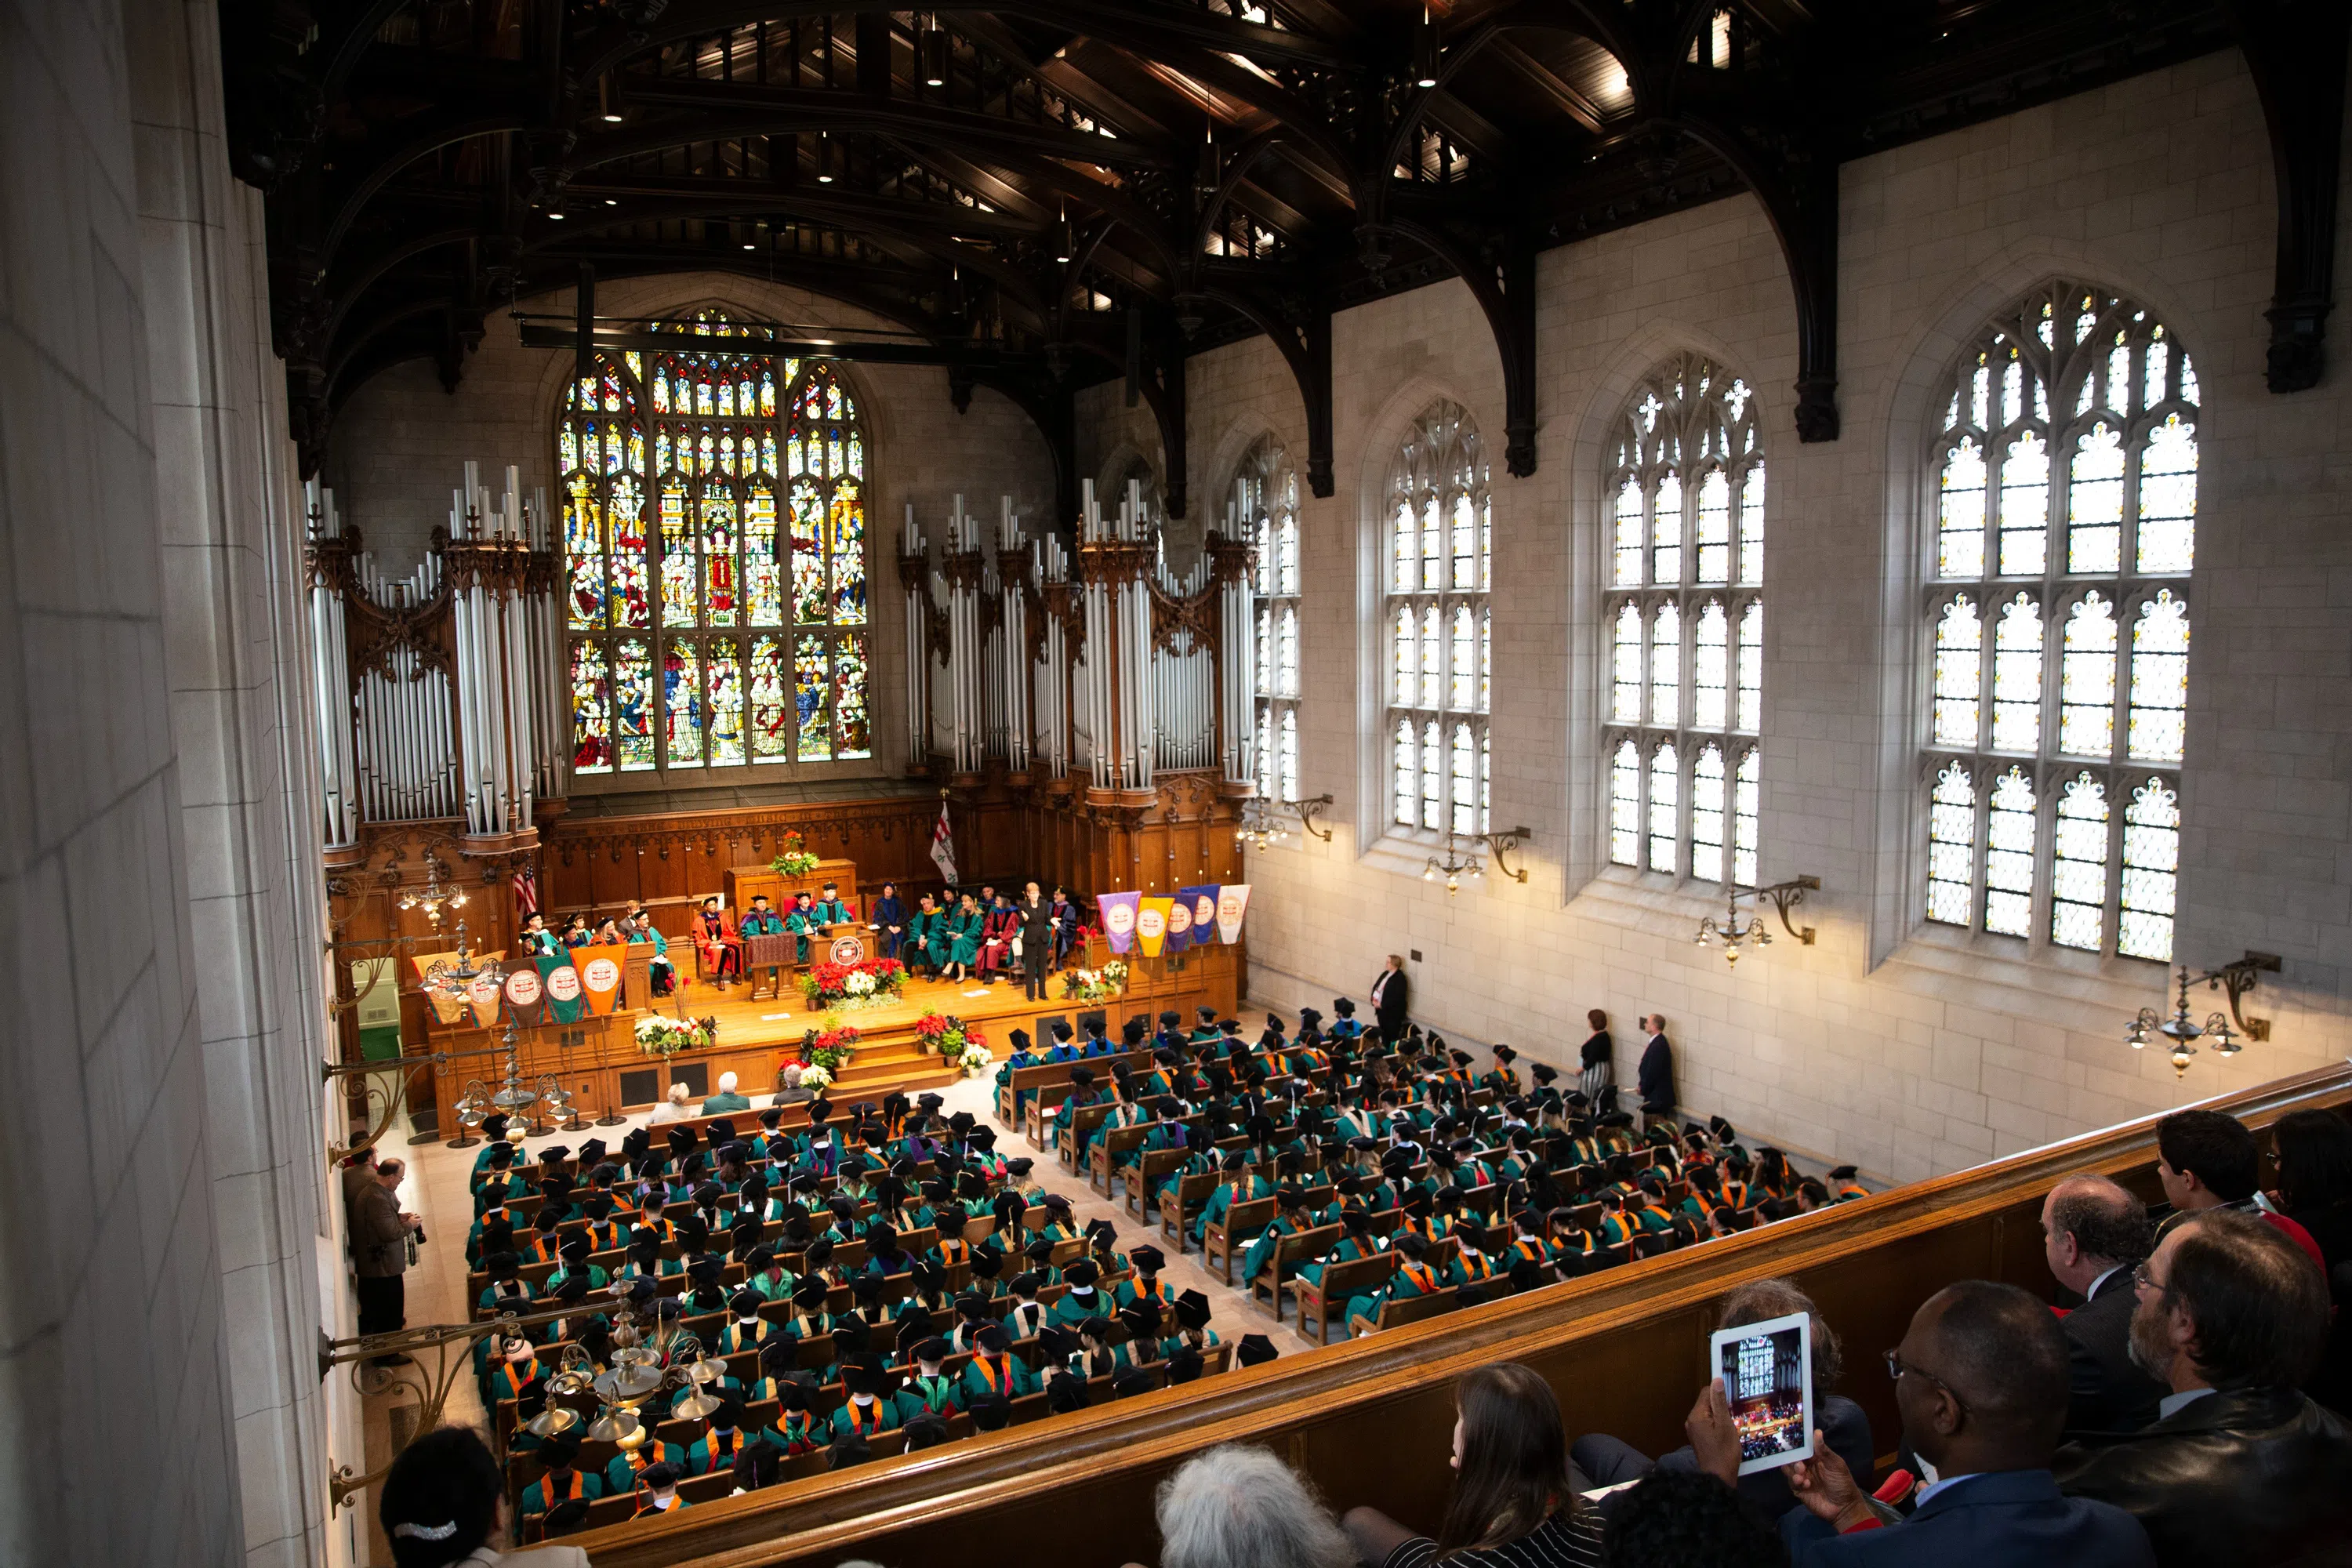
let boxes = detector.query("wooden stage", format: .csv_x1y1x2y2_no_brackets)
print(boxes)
408,945,1236,1133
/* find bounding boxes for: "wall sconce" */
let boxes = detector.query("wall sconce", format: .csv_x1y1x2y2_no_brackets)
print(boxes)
1421,827,1530,896
1235,792,1336,850
1694,874,1820,967
2125,951,2280,1076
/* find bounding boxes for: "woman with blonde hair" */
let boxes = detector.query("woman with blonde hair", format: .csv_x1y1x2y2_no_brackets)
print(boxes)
1342,1363,1602,1567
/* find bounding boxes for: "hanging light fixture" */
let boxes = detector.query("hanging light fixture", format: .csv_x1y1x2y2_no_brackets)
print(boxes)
2125,953,2277,1076
816,130,834,183
1412,4,1441,89
597,74,625,125
1196,121,1221,201
1054,201,1073,264
920,13,949,88
1693,876,1821,967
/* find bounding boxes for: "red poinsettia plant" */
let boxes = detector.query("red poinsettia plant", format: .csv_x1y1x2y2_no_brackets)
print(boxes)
797,955,907,1008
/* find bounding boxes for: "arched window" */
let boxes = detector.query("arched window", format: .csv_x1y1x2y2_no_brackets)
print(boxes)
1602,354,1763,879
562,314,871,775
1386,401,1490,835
1921,281,2195,961
1240,436,1301,801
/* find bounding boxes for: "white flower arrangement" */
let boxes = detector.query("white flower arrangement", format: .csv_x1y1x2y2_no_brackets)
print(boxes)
953,1041,993,1079
844,969,877,997
800,1064,833,1091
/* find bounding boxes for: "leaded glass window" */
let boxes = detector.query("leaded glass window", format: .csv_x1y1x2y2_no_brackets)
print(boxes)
1922,283,2194,958
1602,354,1763,884
1387,401,1489,836
1243,436,1301,801
563,315,870,775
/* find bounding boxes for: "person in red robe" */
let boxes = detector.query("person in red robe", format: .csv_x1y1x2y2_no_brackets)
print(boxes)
976,892,1020,982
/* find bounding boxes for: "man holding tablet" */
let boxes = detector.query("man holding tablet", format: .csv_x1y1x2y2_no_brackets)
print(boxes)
1683,1280,2154,1566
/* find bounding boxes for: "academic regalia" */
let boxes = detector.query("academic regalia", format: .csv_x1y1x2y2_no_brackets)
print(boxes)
810,895,851,927
1080,1100,1147,1160
1113,1272,1175,1314
1159,1327,1223,1362
603,1442,684,1494
960,1351,1040,1401
785,899,822,963
1343,1258,1441,1331
1001,1298,1050,1341
977,904,1018,978
541,1263,608,1295
1293,1236,1373,1290
869,893,909,958
895,1371,964,1421
830,1395,899,1442
1240,1214,1307,1283
762,1408,826,1456
1047,1287,1110,1329
1595,1210,1635,1247
1049,895,1080,966
519,1467,602,1517
1192,1173,1272,1243
1449,1247,1498,1286
685,1427,750,1475
945,906,982,967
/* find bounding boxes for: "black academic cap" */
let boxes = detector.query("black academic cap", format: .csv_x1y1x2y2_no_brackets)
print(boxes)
543,1497,592,1536
1167,1347,1206,1385
1130,1243,1165,1273
711,1396,746,1429
1828,1164,1860,1181
1117,1304,1158,1341
967,1392,1013,1431
1022,1237,1055,1265
1046,1374,1091,1414
1006,1156,1034,1178
969,1247,1004,1280
975,1323,1011,1354
554,1274,589,1305
1112,1370,1156,1399
1509,1258,1545,1292
728,1289,764,1318
793,1277,828,1307
1236,1334,1278,1368
640,1461,681,1489
1062,1258,1100,1289
1051,1021,1073,1042
1083,1218,1116,1244
1158,1010,1182,1027
1173,1290,1212,1330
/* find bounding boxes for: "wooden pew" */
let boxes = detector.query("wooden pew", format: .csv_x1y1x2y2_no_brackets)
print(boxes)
1202,1196,1276,1287
1289,1253,1392,1346
1124,1147,1187,1221
1349,1286,1460,1337
1249,1223,1341,1320
551,1063,2352,1568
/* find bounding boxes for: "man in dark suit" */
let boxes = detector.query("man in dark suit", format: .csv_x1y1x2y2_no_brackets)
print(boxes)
1686,1279,2154,1566
1636,1014,1675,1120
1018,880,1057,1001
1370,954,1408,1044
2041,1174,2163,1432
2054,1211,2352,1567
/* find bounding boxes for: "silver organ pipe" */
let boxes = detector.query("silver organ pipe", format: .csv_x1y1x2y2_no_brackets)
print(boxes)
353,547,456,822
527,483,564,800
1036,531,1070,779
1120,480,1155,792
1152,553,1214,772
902,504,930,765
943,495,986,775
997,499,1029,773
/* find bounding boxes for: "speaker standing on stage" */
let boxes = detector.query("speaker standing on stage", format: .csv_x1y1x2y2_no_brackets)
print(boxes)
1019,881,1057,1001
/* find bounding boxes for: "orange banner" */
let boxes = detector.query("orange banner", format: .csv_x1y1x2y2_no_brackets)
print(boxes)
1135,897,1174,959
575,944,628,1016
411,951,469,1025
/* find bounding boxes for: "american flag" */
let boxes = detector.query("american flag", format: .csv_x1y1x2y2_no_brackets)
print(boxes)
511,865,538,916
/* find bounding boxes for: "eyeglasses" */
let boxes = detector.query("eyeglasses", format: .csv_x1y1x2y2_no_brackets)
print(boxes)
2132,1261,2170,1296
1885,1348,1969,1414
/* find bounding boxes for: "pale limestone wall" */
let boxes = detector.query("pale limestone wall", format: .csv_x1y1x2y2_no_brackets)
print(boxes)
0,0,336,1562
323,272,1058,793
1099,47,2352,1183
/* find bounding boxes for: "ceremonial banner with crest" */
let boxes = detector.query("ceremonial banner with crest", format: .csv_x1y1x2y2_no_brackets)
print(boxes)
1177,885,1219,949
1136,897,1174,958
466,967,504,1028
411,951,470,1025
536,954,586,1022
1216,884,1251,945
502,965,546,1026
1097,891,1142,954
1163,892,1195,950
576,944,627,1016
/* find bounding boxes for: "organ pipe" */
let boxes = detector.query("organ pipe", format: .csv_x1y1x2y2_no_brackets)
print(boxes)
1218,480,1258,787
901,505,931,765
304,481,360,848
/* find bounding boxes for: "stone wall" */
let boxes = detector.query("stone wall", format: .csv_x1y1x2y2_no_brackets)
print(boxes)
1078,46,2352,1183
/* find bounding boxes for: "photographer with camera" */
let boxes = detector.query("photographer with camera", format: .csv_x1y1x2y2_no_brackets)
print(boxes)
355,1156,424,1366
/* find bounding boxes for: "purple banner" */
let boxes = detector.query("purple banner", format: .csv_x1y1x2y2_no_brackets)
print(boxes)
1176,884,1220,949
1097,890,1142,954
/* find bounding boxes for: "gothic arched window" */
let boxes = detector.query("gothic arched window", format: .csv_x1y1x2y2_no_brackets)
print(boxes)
561,314,871,776
1602,354,1762,883
1920,282,2194,962
1240,436,1301,802
1386,401,1489,836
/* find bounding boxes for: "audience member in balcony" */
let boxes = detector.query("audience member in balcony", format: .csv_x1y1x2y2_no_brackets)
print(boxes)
1341,1362,1606,1568
2151,1109,2323,1267
2268,1106,2352,1412
1134,1443,1352,1568
2053,1210,2351,1566
381,1425,589,1568
1694,1280,2154,1566
1574,1279,1874,1526
2039,1174,2164,1433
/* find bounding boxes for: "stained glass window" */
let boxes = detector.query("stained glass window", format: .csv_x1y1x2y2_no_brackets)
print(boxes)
1243,437,1302,801
562,316,870,775
1602,353,1765,883
2119,777,2179,962
1922,283,2195,959
2050,771,2110,951
1926,762,1976,926
1386,401,1488,836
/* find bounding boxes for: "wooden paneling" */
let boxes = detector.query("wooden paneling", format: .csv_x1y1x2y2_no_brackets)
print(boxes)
566,1064,2352,1568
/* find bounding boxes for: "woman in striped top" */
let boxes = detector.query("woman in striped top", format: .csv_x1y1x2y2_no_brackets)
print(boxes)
1342,1363,1606,1568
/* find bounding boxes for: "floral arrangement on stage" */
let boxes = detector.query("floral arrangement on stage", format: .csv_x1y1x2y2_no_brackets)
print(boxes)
789,1018,862,1091
914,1011,993,1076
634,1014,717,1058
768,830,821,879
799,956,907,1009
1060,959,1129,1003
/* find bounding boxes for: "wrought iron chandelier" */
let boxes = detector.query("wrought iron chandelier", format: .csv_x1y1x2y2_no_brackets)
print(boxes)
1693,875,1821,967
2125,951,2279,1076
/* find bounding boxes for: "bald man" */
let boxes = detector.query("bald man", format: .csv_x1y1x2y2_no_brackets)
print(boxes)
1689,1279,2154,1566
2041,1175,2165,1432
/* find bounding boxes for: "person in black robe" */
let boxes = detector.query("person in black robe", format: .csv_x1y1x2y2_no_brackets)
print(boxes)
868,881,908,960
1370,954,1409,1044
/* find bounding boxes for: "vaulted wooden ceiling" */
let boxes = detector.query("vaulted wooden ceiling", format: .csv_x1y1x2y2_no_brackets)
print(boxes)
223,0,2341,520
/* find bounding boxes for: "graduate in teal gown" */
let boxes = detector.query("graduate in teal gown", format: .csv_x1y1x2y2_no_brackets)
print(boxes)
1294,1207,1377,1291
784,891,822,963
518,1436,604,1518
1191,1150,1272,1244
1238,1185,1312,1284
960,1323,1041,1400
1341,1232,1443,1332
1157,1288,1223,1362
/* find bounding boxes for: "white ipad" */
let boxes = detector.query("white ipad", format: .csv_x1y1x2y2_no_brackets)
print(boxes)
1709,1310,1816,1474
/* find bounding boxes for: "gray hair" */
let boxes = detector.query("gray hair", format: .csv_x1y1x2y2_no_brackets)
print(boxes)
1156,1444,1352,1568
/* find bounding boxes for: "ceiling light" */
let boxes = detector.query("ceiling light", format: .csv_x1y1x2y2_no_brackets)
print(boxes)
921,16,949,88
1054,201,1073,264
817,131,834,183
1412,5,1439,89
597,74,624,124
547,209,565,220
